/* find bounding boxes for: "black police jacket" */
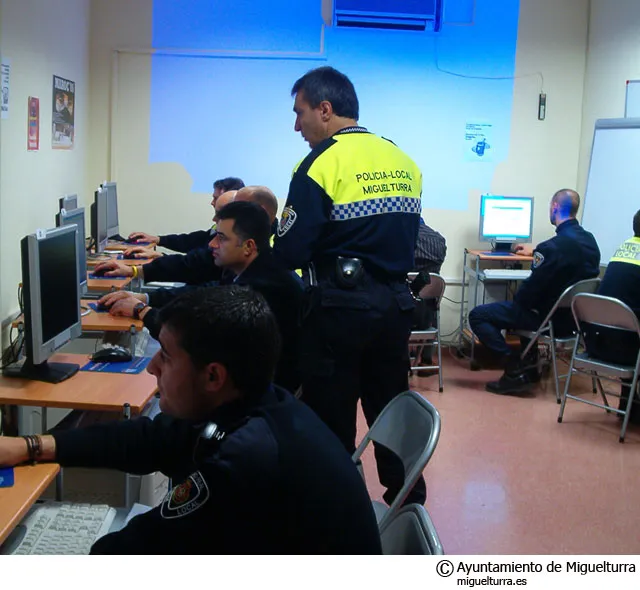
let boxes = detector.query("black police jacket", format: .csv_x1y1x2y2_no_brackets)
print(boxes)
51,386,382,554
514,218,601,318
144,250,303,393
142,246,222,285
158,228,213,254
144,221,279,285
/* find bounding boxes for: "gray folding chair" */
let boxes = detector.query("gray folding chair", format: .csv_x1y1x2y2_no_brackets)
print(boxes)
408,274,446,392
557,294,640,443
352,390,441,529
379,503,444,555
514,278,600,403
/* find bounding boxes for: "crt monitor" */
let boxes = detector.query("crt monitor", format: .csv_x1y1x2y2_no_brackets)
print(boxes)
3,225,81,383
479,195,534,252
102,182,119,239
56,206,88,294
58,194,78,212
91,187,109,253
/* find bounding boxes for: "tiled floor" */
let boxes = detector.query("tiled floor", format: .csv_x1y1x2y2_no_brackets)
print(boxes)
358,352,640,554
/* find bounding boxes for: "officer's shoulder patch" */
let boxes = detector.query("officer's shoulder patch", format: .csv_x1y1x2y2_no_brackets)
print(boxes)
160,471,209,520
532,251,545,269
277,206,297,238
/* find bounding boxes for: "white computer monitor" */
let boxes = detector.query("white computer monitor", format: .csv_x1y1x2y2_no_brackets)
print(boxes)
479,195,534,252
102,182,119,239
3,225,81,383
56,206,88,295
58,194,78,212
91,187,109,253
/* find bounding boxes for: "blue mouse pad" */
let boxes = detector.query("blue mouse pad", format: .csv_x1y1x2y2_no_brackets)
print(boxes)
124,241,151,246
81,356,152,374
0,467,15,488
87,302,109,313
88,273,130,280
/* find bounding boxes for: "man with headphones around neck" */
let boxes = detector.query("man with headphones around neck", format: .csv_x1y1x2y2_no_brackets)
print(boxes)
0,287,381,554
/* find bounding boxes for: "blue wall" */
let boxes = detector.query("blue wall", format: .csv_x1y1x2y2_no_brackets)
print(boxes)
150,0,520,210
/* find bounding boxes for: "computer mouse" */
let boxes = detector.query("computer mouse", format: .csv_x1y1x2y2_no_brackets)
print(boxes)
123,238,137,244
92,267,109,277
121,252,137,260
88,301,110,312
91,346,132,363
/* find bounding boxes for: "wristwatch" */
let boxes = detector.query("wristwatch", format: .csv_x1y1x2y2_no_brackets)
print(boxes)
133,302,148,320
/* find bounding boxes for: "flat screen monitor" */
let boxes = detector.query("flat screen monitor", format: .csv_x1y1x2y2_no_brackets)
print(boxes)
3,226,81,383
479,195,534,251
102,182,119,239
58,194,78,212
91,187,109,253
56,207,87,294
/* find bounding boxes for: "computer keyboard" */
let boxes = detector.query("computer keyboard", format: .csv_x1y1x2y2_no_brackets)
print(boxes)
2,501,116,555
481,251,515,257
482,269,532,280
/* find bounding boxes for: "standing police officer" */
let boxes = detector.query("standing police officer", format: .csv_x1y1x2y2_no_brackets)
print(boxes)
274,66,425,507
469,189,601,394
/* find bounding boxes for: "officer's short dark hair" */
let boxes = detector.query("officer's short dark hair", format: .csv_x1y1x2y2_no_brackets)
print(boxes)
291,66,359,120
159,286,281,397
216,201,271,252
213,177,245,192
634,209,640,237
552,188,580,217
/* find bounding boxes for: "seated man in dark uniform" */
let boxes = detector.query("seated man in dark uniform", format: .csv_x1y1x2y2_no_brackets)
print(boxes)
410,218,447,375
594,209,640,420
469,189,601,394
127,176,245,253
98,202,303,394
0,287,382,554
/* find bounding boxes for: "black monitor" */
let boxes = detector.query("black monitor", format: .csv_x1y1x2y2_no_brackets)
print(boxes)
58,194,78,212
91,187,109,253
56,207,87,294
3,226,81,383
102,182,119,239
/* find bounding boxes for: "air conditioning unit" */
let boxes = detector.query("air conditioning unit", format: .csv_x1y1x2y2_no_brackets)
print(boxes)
328,0,443,32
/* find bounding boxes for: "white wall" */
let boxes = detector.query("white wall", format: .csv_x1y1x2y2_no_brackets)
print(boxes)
0,0,90,329
87,0,590,336
578,0,640,199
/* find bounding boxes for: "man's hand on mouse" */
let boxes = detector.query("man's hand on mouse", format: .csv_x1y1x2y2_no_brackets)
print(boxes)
127,231,159,245
109,296,147,318
123,245,163,260
98,291,146,317
93,260,134,277
513,244,534,257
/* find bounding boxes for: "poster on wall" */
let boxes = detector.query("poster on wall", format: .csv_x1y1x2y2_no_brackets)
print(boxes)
465,121,493,162
28,97,40,151
52,75,75,149
1,58,11,120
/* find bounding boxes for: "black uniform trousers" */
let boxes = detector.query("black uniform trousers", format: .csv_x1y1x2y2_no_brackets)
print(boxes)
583,324,640,423
299,272,426,506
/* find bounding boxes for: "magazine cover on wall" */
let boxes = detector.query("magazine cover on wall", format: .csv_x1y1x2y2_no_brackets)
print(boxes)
28,96,40,151
52,75,74,149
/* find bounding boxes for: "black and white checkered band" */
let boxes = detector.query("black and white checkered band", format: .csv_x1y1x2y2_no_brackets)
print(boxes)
330,196,421,221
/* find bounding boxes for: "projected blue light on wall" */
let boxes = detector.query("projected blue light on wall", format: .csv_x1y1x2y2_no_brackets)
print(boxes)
150,0,520,211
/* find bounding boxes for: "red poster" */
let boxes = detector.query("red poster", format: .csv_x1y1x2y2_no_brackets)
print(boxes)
28,96,39,151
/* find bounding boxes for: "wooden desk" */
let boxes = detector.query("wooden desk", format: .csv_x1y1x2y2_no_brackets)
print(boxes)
0,464,60,545
80,299,143,333
12,302,143,334
0,353,157,413
87,254,154,268
466,249,534,262
86,272,132,293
